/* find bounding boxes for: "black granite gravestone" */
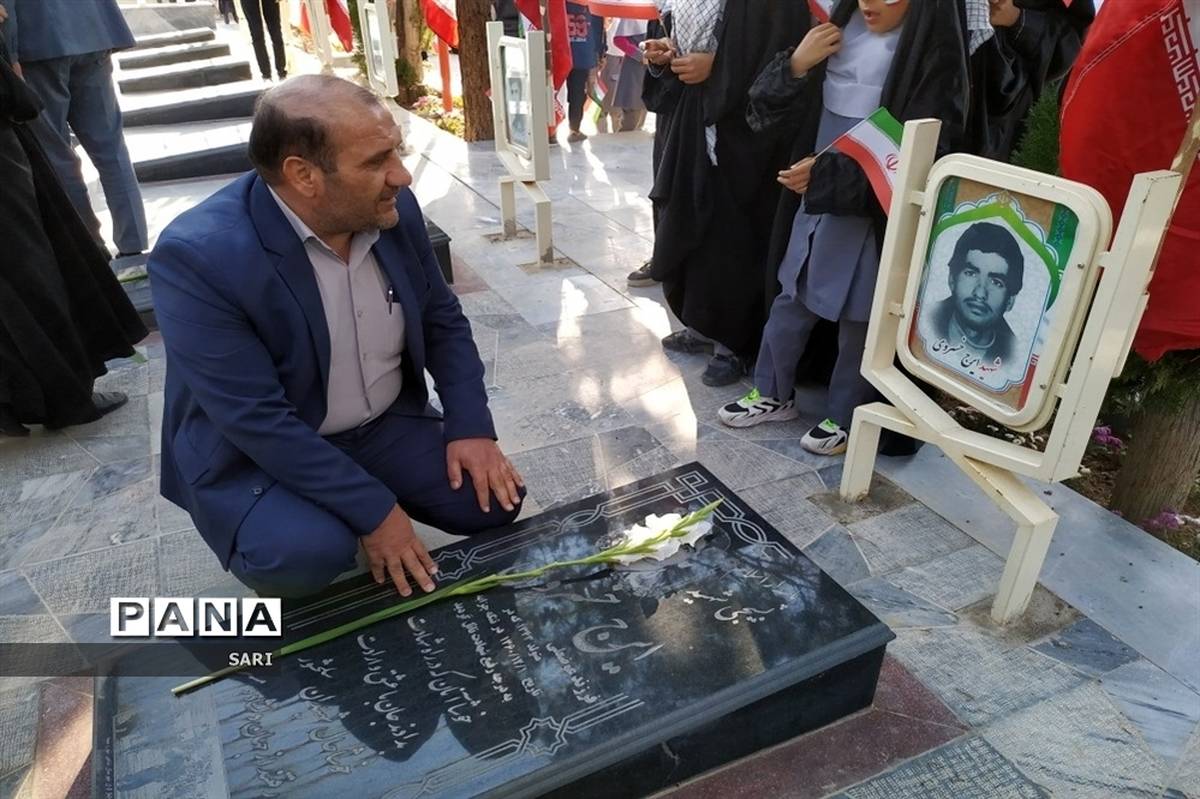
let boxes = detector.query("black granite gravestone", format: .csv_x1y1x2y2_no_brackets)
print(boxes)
93,464,892,798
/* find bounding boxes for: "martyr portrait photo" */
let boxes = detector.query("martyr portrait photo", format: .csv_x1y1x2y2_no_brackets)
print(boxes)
909,188,1066,400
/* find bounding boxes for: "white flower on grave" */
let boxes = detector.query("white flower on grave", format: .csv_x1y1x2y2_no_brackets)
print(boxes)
610,512,715,565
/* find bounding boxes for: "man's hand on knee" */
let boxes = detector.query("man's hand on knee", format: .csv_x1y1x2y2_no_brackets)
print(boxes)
361,505,438,597
446,438,525,514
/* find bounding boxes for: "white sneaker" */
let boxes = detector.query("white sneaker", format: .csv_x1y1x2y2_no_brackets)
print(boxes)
801,418,849,455
717,388,799,428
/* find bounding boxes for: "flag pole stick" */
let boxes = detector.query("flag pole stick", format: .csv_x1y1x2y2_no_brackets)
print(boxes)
1140,100,1200,288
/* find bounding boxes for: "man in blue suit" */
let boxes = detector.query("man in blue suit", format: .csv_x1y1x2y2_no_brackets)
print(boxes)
2,0,148,257
150,76,525,598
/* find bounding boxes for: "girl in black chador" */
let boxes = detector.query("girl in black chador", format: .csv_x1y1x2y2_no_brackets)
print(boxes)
717,0,968,455
643,0,807,387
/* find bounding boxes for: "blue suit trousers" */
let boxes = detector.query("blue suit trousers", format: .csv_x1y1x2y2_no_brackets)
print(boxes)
228,412,523,598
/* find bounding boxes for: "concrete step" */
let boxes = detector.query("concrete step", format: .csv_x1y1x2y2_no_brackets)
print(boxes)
136,142,250,182
121,2,216,37
130,120,252,182
117,56,252,93
123,85,261,127
117,40,231,71
129,27,215,51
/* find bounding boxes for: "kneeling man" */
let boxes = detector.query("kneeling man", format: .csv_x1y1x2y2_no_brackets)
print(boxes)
151,76,524,599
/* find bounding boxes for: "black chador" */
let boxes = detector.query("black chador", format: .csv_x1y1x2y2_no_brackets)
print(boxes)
0,41,146,430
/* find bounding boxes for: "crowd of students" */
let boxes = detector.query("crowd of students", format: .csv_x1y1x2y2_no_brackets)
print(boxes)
631,0,1091,457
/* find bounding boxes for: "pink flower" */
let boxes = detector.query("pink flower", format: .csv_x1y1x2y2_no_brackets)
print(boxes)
1092,425,1124,450
1145,509,1183,530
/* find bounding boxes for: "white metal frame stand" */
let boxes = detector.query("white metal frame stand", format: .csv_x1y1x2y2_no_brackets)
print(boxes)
840,119,1182,624
487,22,555,267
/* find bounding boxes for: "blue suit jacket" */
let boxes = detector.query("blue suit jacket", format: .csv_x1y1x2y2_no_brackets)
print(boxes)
4,0,135,63
149,173,495,566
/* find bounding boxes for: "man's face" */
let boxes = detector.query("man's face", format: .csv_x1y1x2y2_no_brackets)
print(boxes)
950,249,1015,332
315,104,412,233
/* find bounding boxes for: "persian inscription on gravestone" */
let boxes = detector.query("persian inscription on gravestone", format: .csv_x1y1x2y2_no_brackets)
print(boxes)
95,464,892,799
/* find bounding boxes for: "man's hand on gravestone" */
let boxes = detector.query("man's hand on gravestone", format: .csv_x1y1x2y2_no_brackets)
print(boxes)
446,438,525,514
361,505,438,597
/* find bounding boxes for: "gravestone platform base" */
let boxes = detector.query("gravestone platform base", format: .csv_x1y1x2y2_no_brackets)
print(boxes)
93,464,892,798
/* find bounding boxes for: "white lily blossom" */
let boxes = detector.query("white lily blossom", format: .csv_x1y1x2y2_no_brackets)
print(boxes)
611,512,714,565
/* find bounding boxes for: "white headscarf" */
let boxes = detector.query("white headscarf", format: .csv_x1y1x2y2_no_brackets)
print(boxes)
823,12,902,119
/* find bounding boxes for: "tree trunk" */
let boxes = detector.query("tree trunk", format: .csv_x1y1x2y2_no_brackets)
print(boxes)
1111,390,1200,525
394,0,425,102
458,0,495,142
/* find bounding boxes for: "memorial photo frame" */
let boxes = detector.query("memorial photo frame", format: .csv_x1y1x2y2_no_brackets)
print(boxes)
500,39,533,160
358,0,399,98
897,157,1111,431
487,25,550,184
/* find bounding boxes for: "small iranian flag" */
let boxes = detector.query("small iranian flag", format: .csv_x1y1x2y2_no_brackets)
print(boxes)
831,107,903,213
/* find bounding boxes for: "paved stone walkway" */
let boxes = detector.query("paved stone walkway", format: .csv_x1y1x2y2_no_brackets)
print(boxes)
1,57,1198,799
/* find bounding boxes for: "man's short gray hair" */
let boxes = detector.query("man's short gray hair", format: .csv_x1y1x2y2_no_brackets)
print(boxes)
247,75,381,184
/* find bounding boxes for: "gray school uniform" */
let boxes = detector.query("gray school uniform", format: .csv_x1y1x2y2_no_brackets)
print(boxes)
777,108,881,325
752,109,880,427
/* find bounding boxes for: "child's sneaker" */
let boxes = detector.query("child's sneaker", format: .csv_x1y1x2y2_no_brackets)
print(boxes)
801,419,849,455
718,388,799,428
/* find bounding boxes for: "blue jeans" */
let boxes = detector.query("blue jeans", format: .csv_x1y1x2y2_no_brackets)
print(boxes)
228,412,524,598
22,51,148,255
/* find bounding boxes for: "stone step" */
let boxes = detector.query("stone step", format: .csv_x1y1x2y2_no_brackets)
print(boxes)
123,85,261,127
128,117,250,157
117,56,251,94
128,27,215,51
117,40,231,71
121,1,216,37
130,119,251,182
135,143,250,183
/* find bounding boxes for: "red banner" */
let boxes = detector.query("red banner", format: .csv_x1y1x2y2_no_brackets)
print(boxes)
1060,0,1200,360
422,0,458,48
586,0,658,18
516,0,573,90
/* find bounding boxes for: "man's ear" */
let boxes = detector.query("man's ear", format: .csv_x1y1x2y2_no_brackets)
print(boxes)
280,155,320,198
1005,295,1016,313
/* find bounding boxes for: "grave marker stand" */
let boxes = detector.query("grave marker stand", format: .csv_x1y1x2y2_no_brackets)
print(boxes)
839,119,1183,624
486,22,555,267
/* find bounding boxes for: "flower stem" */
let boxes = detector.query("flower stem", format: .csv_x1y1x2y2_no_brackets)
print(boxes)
171,500,722,696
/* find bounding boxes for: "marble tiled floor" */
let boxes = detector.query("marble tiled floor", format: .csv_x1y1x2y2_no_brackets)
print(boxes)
1,99,1198,798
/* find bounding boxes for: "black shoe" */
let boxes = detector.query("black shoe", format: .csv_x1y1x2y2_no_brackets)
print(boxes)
627,260,657,287
277,70,287,80
92,391,129,418
0,404,29,437
701,354,747,387
661,330,713,354
46,391,130,430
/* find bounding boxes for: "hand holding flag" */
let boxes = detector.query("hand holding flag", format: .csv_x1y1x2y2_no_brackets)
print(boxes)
808,0,833,24
821,107,904,212
778,157,816,194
